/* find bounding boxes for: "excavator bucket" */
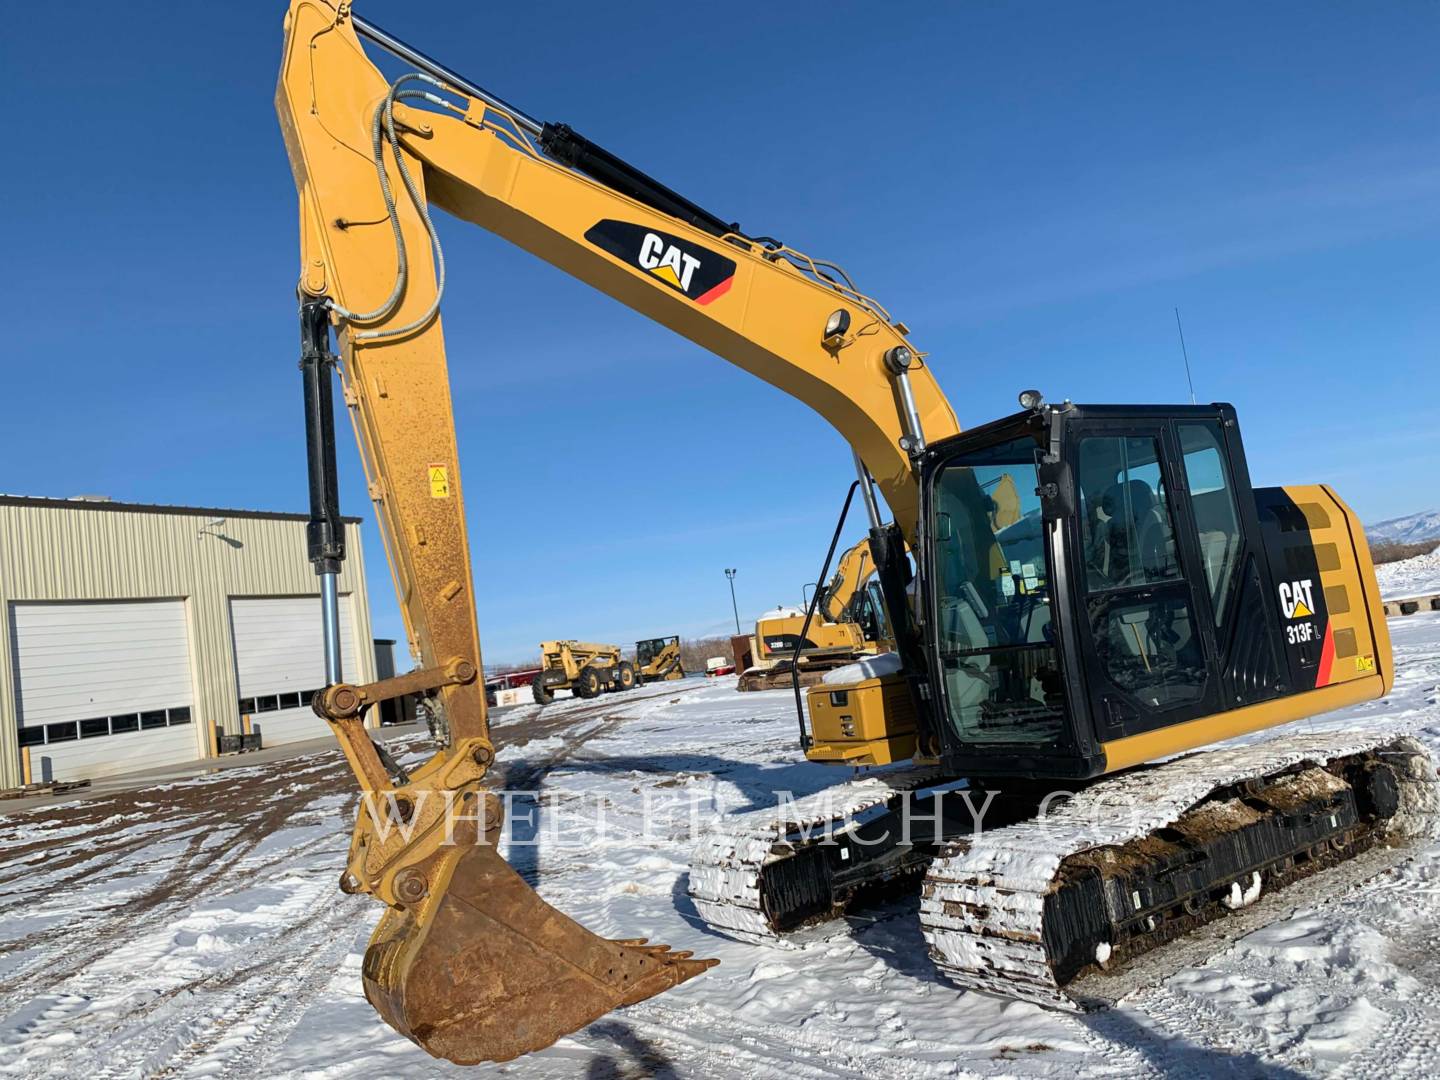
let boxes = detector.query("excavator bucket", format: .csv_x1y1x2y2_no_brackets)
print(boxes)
361,836,716,1064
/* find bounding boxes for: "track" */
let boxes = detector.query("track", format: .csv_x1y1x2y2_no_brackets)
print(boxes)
922,732,1438,1006
687,765,947,941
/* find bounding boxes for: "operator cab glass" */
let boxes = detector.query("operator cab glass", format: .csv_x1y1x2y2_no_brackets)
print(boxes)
636,638,672,666
928,434,1066,746
851,579,892,646
1074,435,1206,711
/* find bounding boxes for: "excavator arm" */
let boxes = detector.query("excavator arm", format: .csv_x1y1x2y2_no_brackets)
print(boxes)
275,1,959,1063
817,536,882,624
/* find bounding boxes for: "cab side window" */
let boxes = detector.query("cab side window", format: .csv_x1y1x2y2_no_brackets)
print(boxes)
1177,421,1243,627
1079,437,1182,591
1077,435,1206,710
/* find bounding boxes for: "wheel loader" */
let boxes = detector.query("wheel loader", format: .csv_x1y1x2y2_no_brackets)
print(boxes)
275,2,1436,1064
530,640,634,704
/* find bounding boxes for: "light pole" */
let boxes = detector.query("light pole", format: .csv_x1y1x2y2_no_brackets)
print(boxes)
724,568,740,635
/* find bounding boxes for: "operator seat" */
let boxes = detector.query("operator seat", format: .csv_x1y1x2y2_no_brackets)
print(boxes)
1101,480,1171,584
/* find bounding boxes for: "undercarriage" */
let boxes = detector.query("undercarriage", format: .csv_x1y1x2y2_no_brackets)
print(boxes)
689,732,1438,1005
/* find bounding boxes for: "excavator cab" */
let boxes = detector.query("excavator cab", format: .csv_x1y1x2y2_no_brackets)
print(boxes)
810,399,1389,780
912,400,1390,780
846,579,893,649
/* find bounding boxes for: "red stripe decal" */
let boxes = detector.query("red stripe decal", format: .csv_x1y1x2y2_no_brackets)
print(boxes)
695,275,734,306
1315,621,1335,687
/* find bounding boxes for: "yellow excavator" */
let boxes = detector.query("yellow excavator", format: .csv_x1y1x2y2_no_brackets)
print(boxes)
745,483,1015,690
740,535,891,691
276,2,1435,1064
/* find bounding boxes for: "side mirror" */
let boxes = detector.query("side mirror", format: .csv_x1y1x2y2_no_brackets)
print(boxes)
1036,460,1075,521
935,512,953,542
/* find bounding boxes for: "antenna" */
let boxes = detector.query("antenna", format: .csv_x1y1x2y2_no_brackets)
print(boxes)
1174,307,1197,405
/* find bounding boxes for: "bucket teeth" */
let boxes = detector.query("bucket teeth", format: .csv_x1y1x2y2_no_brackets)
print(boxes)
614,943,718,1006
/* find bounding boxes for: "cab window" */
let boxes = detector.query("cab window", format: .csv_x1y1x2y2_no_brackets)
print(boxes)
930,435,1065,746
1177,421,1243,627
1079,437,1182,591
1076,435,1206,710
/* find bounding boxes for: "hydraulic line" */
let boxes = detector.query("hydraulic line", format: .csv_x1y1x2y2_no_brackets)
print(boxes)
790,481,860,747
325,74,452,340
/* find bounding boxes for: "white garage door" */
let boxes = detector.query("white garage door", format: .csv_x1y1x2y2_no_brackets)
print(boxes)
230,596,358,746
10,600,199,783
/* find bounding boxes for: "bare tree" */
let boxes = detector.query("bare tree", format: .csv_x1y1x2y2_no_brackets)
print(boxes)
1371,539,1440,565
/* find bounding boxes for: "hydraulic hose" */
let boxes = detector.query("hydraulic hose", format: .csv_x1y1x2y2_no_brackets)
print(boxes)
791,481,860,747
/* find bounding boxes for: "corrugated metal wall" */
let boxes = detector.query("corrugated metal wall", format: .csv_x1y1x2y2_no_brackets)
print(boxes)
0,501,377,788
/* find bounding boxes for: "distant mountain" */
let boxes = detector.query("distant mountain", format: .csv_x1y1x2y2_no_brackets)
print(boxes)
1367,509,1440,544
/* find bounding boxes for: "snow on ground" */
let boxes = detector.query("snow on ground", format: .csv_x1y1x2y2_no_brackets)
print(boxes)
2,617,1440,1078
1377,548,1440,601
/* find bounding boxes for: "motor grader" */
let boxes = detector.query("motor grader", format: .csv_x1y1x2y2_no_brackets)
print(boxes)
276,1,1435,1064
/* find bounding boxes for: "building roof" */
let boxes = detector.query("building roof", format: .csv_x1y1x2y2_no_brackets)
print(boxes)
0,494,363,524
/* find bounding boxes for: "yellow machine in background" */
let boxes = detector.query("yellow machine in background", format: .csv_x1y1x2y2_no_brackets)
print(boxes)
531,640,635,704
635,635,684,682
275,2,1431,1065
740,536,892,690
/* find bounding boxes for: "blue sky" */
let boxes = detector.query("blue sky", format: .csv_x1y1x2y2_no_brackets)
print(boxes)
3,2,1437,664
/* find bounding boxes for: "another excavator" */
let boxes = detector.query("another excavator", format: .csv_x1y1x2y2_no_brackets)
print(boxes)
276,2,1436,1064
739,535,892,690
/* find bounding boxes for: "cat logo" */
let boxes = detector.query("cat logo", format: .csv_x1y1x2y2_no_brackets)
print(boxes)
1278,578,1316,620
584,219,736,305
638,232,700,291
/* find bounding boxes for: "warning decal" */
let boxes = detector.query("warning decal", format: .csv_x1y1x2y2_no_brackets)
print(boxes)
428,464,450,498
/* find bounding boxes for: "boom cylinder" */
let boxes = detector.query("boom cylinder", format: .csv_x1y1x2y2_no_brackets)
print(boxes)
351,13,739,240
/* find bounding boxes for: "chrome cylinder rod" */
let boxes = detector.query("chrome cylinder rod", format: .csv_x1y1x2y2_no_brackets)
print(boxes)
884,347,927,458
853,449,884,531
353,14,544,136
320,571,343,685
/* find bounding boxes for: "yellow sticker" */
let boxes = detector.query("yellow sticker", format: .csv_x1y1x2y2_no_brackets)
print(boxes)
428,463,450,498
1355,655,1375,672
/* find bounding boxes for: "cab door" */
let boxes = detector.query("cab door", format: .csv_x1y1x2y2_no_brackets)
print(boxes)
1172,415,1287,709
1065,418,1224,740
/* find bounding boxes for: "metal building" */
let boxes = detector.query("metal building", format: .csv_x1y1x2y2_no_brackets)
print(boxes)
0,496,378,788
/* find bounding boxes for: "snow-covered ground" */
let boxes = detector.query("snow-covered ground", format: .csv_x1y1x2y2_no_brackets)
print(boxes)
1376,547,1440,601
2,559,1439,1078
